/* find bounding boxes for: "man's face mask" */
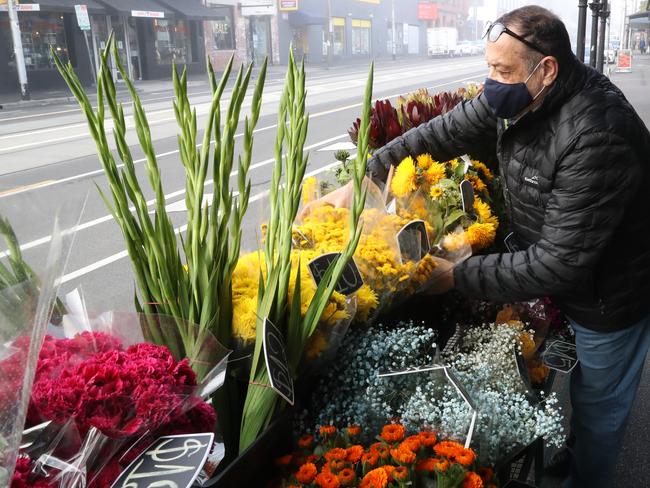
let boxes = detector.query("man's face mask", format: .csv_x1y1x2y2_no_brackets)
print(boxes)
484,60,545,119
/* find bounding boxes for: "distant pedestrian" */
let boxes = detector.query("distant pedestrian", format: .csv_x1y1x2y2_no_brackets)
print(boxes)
639,38,646,54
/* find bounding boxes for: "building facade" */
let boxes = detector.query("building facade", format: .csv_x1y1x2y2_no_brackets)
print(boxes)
0,0,221,94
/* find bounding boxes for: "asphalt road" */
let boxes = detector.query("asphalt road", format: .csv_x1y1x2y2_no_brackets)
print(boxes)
0,56,487,312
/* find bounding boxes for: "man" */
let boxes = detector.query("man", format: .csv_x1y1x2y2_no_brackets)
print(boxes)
323,5,650,487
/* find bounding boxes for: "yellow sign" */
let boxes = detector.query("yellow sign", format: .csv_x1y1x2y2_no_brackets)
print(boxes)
352,19,372,28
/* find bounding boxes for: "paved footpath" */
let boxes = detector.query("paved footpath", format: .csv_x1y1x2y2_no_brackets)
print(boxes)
541,54,650,488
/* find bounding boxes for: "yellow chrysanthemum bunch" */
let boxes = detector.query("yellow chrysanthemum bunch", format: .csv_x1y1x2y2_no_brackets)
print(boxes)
391,154,447,198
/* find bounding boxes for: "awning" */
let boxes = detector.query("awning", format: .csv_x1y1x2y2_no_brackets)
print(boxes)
9,0,107,14
288,11,327,26
95,0,174,18
153,0,225,20
629,11,650,26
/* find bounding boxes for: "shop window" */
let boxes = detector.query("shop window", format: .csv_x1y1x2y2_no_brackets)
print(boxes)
351,19,371,56
0,13,69,70
332,17,345,56
211,6,235,50
153,19,193,65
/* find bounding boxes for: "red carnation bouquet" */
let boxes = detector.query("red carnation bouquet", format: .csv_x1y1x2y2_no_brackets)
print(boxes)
6,302,231,488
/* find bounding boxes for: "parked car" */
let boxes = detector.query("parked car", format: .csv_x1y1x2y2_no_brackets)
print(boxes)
458,40,475,56
472,40,486,55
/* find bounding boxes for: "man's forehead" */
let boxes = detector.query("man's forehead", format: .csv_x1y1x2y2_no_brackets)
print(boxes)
485,30,528,67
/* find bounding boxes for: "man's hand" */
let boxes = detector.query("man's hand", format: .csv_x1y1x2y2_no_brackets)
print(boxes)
421,256,455,295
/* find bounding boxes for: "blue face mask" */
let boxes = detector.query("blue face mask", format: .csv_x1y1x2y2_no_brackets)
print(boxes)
484,61,544,119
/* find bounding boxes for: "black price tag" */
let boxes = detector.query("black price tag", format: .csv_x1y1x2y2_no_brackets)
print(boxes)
110,433,214,488
263,318,295,405
460,179,475,215
308,252,363,295
397,219,430,262
542,340,578,373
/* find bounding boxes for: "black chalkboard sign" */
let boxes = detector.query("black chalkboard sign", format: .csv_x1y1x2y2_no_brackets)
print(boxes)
263,318,295,406
308,252,363,295
397,219,430,262
110,433,214,488
542,340,578,373
460,179,475,215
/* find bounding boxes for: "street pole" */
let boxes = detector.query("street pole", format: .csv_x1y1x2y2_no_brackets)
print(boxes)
7,0,29,100
391,0,396,60
577,0,588,62
589,0,601,68
326,0,332,69
596,0,609,73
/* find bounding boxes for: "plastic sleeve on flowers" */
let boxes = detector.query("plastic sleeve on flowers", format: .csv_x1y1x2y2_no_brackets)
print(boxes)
367,93,497,185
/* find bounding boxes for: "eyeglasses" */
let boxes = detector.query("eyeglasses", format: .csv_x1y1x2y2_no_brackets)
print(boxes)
483,21,548,57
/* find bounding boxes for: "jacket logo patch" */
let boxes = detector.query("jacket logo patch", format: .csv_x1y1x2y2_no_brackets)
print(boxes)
524,175,539,186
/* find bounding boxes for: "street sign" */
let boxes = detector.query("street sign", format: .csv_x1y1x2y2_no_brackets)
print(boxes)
279,0,298,11
0,3,40,11
74,5,90,31
131,10,165,18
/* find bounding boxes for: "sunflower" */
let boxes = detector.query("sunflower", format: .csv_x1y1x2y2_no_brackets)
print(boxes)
466,222,496,251
465,174,488,194
295,463,318,484
391,156,418,197
422,161,447,186
474,197,499,227
462,471,484,488
416,153,435,169
471,160,494,181
380,423,406,443
429,185,444,199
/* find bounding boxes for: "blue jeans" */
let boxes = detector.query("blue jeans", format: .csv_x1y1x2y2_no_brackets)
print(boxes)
562,314,650,488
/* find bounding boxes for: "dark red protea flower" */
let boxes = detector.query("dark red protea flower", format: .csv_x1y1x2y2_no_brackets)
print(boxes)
348,99,402,150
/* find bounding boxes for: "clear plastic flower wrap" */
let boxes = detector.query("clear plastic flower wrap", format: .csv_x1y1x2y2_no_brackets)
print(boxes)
0,198,83,486
17,295,230,488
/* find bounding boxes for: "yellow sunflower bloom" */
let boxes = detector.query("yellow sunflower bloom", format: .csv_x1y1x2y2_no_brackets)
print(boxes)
391,156,418,197
474,197,499,227
466,222,496,251
422,162,447,186
416,153,435,170
429,186,444,199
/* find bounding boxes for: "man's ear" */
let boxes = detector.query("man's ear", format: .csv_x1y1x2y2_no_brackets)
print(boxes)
542,56,559,86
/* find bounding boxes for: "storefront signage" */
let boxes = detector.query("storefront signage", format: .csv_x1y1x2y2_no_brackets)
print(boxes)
279,0,298,11
263,317,295,405
241,0,275,16
131,10,165,18
0,3,41,11
74,5,90,31
418,3,438,21
110,433,214,488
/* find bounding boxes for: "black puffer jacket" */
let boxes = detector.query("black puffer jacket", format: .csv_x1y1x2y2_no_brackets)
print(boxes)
368,58,650,332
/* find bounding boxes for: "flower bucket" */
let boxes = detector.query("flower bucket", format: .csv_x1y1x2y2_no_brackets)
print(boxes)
202,409,293,487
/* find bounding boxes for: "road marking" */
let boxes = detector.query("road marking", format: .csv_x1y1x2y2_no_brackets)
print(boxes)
1,133,349,259
318,141,357,152
0,61,484,153
0,180,56,196
0,72,484,197
59,156,350,284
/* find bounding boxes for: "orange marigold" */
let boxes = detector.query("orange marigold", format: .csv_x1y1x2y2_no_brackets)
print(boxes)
418,431,437,447
295,462,318,484
360,468,389,488
346,445,364,464
325,448,348,462
400,435,421,452
391,447,417,465
380,424,406,443
338,467,357,486
434,440,465,459
415,458,437,473
374,444,390,459
462,471,484,488
361,451,379,467
275,454,293,467
393,466,409,481
435,458,450,473
320,425,337,437
347,425,361,436
455,448,476,466
316,470,342,488
382,465,396,479
479,467,495,483
330,459,346,473
298,434,315,449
